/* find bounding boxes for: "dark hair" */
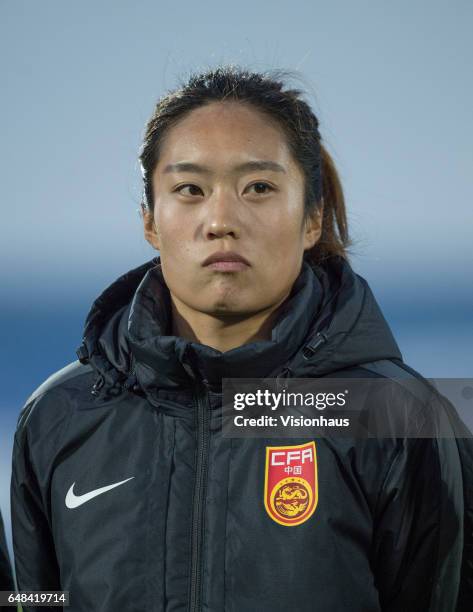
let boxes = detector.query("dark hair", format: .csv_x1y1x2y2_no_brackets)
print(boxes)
139,65,350,265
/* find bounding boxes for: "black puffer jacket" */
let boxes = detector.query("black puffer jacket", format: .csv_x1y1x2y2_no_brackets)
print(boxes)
10,256,473,611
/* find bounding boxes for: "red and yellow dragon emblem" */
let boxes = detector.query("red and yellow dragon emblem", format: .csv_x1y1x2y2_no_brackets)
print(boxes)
264,441,318,526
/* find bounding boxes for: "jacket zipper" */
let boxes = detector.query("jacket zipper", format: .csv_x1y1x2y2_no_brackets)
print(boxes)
189,382,211,612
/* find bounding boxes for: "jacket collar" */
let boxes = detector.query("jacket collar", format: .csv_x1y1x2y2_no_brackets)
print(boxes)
126,259,324,391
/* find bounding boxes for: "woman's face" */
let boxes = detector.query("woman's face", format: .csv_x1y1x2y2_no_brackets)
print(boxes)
143,101,322,317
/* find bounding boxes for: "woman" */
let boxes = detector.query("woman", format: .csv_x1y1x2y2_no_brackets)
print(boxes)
11,66,472,611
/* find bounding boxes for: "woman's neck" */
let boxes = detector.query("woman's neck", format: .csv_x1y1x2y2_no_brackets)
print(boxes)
170,293,290,353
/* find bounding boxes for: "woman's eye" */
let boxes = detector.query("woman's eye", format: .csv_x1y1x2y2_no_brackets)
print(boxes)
175,184,203,196
247,182,273,195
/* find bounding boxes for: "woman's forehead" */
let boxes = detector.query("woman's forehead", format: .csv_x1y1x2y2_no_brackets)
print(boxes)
154,102,295,175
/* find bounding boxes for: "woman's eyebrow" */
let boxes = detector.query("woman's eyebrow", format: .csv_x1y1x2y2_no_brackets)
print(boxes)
163,160,287,174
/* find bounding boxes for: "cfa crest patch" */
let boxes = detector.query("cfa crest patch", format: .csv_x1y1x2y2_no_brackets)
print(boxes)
264,441,318,527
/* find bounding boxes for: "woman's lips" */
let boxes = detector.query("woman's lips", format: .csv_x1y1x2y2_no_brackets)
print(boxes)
202,251,251,271
205,261,249,272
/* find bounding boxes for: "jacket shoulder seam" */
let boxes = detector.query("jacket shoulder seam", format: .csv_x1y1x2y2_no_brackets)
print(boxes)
358,358,435,406
17,360,94,431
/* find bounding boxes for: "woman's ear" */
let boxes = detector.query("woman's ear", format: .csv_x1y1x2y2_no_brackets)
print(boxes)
141,203,161,250
303,199,324,250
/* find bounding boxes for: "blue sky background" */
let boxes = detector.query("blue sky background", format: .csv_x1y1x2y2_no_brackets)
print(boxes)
1,0,472,567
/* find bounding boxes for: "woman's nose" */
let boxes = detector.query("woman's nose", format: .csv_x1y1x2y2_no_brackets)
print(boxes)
203,188,240,240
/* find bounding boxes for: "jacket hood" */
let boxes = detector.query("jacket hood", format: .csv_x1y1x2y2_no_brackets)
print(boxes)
76,255,402,400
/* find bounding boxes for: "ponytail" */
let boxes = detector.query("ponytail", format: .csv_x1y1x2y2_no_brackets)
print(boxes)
304,144,350,265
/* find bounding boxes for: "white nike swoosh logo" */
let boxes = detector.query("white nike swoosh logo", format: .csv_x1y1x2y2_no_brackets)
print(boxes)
65,477,134,509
